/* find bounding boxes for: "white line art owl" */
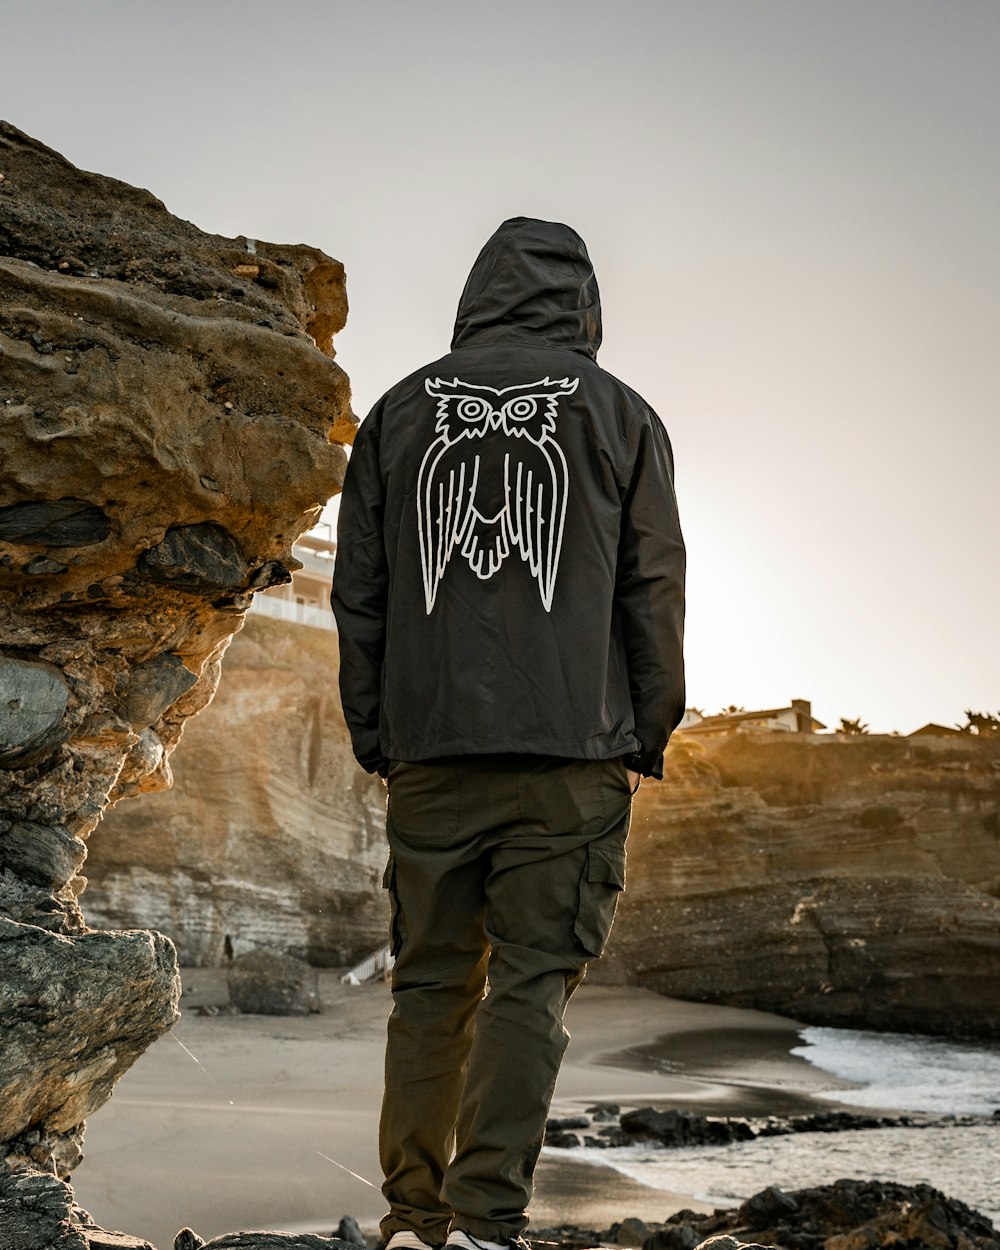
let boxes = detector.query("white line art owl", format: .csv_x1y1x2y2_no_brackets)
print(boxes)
417,375,578,614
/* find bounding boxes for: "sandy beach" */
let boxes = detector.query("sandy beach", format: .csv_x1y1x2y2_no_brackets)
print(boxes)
68,971,852,1247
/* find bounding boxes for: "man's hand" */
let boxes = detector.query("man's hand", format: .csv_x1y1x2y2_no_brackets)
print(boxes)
626,768,641,793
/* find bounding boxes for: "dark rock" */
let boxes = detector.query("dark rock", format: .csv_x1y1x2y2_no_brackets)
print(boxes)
739,1185,800,1229
333,1217,365,1246
642,1227,701,1250
546,1116,590,1131
0,1162,89,1250
227,948,322,1016
527,1224,607,1250
619,1106,752,1148
175,1232,205,1250
124,652,198,730
620,1106,684,1140
24,556,68,575
653,1178,1000,1250
586,1101,620,1120
543,1130,581,1149
0,819,86,890
699,1239,779,1250
0,499,111,546
249,560,294,590
610,1216,651,1246
201,1237,358,1249
0,657,68,766
139,523,249,594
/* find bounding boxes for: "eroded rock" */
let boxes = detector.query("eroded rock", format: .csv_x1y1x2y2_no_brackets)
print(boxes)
0,656,69,766
603,732,1000,1039
0,498,112,546
0,920,179,1175
0,118,354,1189
83,615,389,968
124,654,199,732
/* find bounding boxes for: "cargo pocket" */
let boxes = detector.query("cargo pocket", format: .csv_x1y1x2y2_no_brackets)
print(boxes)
381,853,403,957
573,843,627,957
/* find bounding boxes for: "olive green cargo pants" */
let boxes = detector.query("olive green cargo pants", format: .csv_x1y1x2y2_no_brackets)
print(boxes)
379,754,632,1245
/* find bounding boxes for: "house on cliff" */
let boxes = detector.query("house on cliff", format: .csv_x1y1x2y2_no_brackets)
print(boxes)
679,698,825,736
908,722,963,738
251,526,337,631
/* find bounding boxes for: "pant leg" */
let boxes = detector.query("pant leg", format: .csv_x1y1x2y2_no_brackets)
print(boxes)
442,756,632,1241
379,759,493,1246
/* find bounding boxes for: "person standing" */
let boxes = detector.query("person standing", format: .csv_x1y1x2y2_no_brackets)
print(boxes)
331,217,685,1250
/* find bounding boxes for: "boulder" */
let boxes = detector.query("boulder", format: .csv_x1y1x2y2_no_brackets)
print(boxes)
227,948,323,1016
647,1178,1000,1250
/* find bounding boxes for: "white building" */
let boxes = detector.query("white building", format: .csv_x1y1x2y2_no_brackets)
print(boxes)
678,699,825,736
250,526,337,631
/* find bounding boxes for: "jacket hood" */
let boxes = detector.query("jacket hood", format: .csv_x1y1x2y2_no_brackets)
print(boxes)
451,217,602,360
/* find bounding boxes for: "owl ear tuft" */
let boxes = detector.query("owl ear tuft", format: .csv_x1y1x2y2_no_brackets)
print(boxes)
425,377,468,398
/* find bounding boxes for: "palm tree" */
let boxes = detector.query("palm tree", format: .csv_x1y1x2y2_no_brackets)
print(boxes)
959,710,1000,736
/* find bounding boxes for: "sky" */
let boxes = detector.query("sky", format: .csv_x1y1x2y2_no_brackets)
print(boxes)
4,0,999,734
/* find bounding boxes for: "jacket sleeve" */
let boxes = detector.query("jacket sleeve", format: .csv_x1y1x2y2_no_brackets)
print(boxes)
616,407,686,779
330,408,390,775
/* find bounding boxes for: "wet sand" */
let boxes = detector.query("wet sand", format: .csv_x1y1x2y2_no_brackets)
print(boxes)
71,973,848,1246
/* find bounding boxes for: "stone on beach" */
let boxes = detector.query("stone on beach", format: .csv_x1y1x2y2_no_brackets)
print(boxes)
534,1179,1000,1250
227,949,323,1016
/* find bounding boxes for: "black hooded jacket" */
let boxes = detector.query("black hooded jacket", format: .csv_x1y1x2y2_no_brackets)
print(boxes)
331,218,685,778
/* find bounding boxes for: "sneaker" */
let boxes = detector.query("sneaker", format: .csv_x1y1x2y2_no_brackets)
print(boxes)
385,1234,436,1250
446,1233,529,1250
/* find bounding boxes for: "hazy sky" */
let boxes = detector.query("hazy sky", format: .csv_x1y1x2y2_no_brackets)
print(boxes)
4,0,998,733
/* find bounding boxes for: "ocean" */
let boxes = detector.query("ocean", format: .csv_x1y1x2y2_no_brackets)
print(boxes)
550,1026,1000,1225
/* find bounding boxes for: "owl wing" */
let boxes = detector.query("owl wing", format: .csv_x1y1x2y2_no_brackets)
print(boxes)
504,434,569,612
417,433,479,613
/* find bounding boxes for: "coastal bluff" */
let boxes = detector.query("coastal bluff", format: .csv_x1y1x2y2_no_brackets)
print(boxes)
83,609,1000,1039
603,730,1000,1039
84,613,389,967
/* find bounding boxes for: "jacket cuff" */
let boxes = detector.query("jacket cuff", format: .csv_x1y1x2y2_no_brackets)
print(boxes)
357,747,390,777
623,748,664,780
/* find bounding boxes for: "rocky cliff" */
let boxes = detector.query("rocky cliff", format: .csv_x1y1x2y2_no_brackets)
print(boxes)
84,613,389,966
603,731,1000,1039
84,609,1000,1042
0,120,353,1185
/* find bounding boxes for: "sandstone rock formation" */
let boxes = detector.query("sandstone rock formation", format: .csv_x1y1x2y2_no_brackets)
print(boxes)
83,615,389,967
603,732,1000,1039
0,116,353,1193
82,619,1000,1041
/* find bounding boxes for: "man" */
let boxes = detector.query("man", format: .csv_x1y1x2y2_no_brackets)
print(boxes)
331,217,685,1250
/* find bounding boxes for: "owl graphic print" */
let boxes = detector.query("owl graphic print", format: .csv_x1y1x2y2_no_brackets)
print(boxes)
417,375,578,614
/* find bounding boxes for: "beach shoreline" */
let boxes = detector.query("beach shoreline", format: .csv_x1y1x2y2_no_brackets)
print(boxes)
70,971,860,1246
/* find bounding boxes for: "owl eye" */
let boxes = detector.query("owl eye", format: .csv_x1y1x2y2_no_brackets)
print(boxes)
503,397,538,421
456,397,493,422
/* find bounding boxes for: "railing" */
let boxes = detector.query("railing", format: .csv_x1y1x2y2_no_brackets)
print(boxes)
249,595,336,632
341,944,394,986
